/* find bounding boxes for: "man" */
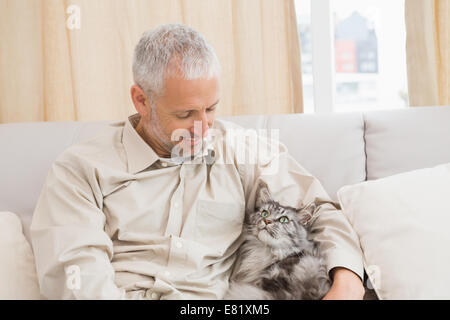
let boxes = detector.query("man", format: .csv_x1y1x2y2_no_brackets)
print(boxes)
30,24,365,300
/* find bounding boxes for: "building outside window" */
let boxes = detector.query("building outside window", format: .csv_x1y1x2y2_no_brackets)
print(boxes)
295,0,408,113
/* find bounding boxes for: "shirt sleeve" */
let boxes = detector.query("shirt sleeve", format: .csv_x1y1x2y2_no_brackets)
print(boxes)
30,151,127,299
236,134,364,281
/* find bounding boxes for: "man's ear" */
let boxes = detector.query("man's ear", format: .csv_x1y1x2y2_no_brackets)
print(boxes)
130,84,151,117
255,181,272,209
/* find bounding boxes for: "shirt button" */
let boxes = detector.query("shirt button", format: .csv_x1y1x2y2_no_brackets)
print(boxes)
146,291,160,299
174,203,179,208
164,271,171,277
161,162,168,167
146,291,160,300
175,241,183,248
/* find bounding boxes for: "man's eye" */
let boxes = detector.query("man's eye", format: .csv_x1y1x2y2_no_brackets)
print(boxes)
177,112,191,119
206,107,216,112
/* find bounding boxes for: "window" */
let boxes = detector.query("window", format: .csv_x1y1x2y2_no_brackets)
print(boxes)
295,0,408,113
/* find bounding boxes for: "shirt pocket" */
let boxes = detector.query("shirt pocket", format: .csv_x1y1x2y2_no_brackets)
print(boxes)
195,200,245,256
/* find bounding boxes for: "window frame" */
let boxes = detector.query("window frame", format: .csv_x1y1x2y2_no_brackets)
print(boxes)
310,0,335,113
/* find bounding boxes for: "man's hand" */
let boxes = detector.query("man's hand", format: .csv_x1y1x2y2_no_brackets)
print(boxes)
322,267,365,300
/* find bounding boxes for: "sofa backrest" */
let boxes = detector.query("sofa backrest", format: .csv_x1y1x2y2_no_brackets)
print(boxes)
220,113,367,202
1,106,450,243
364,106,450,180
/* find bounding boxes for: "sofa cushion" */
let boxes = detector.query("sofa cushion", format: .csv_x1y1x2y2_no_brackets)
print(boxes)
364,106,450,180
337,162,450,299
0,211,44,299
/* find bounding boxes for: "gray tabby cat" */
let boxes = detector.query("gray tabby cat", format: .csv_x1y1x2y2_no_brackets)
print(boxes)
224,182,331,300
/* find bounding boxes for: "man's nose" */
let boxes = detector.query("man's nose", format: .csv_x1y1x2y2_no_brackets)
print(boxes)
191,112,209,138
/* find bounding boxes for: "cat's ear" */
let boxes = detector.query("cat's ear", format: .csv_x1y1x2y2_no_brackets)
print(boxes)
297,201,317,225
255,181,272,209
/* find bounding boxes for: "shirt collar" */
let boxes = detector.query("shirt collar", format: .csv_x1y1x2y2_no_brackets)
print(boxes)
122,114,159,174
122,113,216,173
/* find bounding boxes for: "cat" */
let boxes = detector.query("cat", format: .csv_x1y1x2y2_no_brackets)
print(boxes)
224,182,331,300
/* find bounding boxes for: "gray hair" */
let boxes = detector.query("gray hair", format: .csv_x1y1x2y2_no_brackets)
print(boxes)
132,23,221,104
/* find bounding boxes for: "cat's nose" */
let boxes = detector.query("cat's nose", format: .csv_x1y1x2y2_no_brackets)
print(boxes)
263,219,271,225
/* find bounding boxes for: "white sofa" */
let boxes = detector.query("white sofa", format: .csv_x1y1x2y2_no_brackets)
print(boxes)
1,105,450,299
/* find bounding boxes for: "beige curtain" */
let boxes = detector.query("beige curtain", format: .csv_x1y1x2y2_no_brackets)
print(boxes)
405,0,449,106
0,0,303,123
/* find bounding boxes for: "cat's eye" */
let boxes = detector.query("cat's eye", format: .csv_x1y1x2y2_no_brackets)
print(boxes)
260,210,270,218
279,216,289,223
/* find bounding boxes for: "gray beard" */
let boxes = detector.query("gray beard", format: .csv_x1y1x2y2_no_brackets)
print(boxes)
146,111,176,156
145,108,207,159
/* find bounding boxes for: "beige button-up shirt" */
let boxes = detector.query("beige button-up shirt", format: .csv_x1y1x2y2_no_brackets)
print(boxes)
30,114,363,300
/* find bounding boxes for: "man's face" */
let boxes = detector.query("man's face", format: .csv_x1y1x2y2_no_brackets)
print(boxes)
143,74,220,157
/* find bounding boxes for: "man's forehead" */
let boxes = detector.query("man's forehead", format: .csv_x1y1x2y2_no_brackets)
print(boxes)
168,99,220,112
163,74,220,91
159,76,220,110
